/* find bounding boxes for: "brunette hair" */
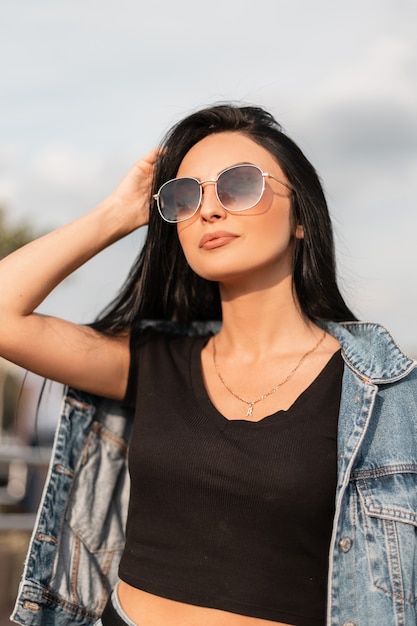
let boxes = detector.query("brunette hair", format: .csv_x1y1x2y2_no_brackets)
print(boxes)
92,104,356,333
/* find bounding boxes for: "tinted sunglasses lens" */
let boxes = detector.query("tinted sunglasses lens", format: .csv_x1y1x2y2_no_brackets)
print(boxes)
159,178,200,222
217,165,263,211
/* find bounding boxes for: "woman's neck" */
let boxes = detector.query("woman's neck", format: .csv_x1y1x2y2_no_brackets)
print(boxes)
217,276,319,359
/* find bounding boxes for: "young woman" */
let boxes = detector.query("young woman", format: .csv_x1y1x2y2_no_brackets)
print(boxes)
3,105,417,626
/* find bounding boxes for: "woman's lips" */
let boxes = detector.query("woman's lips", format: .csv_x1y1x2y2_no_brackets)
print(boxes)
198,231,239,250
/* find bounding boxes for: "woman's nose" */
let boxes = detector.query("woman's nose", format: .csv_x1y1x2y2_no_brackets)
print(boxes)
198,181,227,221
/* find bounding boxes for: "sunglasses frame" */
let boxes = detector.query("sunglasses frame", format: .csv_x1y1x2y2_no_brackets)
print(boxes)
153,163,293,224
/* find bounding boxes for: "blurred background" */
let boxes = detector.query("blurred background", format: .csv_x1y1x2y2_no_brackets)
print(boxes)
1,0,416,622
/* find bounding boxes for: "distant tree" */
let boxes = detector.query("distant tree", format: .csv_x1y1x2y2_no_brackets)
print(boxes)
0,206,38,259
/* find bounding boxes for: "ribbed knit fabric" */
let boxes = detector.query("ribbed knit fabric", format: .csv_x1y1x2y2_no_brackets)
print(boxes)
120,329,343,626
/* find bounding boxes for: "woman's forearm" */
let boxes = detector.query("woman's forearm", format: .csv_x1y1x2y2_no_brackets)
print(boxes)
0,200,134,316
0,151,157,319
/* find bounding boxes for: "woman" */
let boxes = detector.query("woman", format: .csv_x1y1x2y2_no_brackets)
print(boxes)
3,105,417,626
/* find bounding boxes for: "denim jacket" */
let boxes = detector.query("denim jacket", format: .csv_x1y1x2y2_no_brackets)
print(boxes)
11,321,417,626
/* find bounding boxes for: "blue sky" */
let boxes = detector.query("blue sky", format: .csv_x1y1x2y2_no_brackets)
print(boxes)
1,0,417,352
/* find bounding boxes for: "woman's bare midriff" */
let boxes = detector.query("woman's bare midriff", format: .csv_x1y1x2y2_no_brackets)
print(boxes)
117,581,294,626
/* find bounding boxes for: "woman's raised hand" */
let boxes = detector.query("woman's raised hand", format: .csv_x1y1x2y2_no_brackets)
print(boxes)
104,148,161,234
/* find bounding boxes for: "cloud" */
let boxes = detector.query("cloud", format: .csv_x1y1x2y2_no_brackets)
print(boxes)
323,38,417,102
314,101,417,161
31,146,105,190
288,36,417,221
301,37,417,161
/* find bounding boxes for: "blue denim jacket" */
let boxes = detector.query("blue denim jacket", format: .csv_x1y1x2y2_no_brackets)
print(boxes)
11,321,417,626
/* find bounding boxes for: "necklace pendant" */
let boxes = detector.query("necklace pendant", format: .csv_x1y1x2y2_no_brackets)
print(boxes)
246,404,254,417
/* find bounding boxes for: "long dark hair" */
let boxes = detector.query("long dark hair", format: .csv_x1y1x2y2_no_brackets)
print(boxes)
92,104,356,334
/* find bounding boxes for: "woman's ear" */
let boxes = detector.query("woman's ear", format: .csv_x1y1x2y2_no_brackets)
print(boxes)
295,224,304,239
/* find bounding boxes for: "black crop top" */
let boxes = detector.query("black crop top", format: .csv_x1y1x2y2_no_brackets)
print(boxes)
120,329,343,626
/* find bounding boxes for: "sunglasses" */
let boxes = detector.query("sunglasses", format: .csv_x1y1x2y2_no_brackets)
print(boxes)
153,163,293,224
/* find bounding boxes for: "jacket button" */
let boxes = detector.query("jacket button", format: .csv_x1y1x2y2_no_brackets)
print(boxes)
342,622,356,626
339,537,352,553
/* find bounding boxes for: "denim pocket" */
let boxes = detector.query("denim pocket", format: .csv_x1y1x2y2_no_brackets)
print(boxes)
356,468,417,604
47,419,130,612
65,420,130,553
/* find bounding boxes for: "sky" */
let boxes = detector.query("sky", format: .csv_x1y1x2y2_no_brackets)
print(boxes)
1,0,417,353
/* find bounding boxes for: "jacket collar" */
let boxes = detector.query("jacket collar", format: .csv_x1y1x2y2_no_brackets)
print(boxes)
323,321,416,383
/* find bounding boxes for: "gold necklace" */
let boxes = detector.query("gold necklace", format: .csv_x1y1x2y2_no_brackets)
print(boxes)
212,330,326,417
